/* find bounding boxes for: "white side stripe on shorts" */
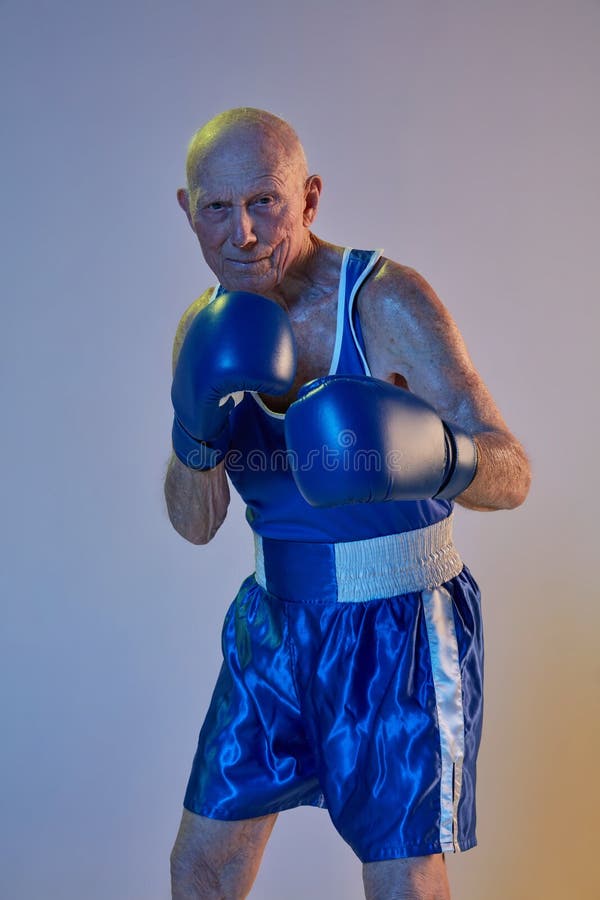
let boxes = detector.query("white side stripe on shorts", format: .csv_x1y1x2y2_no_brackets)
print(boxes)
422,586,465,853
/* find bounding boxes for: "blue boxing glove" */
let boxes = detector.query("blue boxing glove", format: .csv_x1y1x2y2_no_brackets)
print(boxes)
172,291,296,469
284,375,477,505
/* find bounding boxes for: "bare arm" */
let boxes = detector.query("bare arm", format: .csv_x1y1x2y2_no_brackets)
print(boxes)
163,291,230,544
358,261,531,511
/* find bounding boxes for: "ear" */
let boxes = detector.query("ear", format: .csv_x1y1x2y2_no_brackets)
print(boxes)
176,187,194,230
302,174,322,227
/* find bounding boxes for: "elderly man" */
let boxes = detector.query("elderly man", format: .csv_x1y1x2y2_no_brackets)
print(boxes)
164,107,530,899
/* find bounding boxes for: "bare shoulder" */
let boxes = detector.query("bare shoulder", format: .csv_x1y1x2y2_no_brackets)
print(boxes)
357,257,530,508
172,287,216,374
358,257,460,352
357,257,508,432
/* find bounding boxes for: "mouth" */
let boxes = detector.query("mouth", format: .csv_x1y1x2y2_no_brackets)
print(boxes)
226,256,269,267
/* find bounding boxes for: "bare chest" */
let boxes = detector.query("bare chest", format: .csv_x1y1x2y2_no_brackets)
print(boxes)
259,289,398,414
261,290,339,413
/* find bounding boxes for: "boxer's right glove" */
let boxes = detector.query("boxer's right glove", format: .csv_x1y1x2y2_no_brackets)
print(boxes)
171,291,297,469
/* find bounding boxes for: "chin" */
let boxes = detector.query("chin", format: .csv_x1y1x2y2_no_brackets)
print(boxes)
225,270,279,295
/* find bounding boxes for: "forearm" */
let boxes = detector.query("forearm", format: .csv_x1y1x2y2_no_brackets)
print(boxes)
456,431,531,511
164,452,230,544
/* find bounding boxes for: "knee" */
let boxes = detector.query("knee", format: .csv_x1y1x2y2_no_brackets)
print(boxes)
362,855,450,900
169,809,274,899
170,838,223,900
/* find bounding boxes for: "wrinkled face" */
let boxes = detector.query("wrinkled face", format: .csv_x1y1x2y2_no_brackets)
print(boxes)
181,127,317,293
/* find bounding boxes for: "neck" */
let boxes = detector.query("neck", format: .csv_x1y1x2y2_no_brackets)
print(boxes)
265,233,344,310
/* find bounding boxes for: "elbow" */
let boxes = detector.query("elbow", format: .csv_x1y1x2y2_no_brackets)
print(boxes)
504,467,532,510
187,533,214,546
460,434,532,511
457,486,528,512
505,445,532,509
163,454,230,545
166,513,218,545
456,461,532,512
165,505,226,545
164,493,229,546
177,524,214,546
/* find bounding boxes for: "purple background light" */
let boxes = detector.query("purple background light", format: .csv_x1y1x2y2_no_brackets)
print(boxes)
2,1,598,897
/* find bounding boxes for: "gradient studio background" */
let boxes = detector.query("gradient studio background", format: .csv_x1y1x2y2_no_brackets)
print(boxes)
2,1,598,898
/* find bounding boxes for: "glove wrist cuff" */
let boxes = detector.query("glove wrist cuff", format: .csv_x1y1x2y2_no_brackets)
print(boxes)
435,423,478,500
171,416,231,470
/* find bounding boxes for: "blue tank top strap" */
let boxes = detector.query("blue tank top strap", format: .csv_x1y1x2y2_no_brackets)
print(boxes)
335,248,383,376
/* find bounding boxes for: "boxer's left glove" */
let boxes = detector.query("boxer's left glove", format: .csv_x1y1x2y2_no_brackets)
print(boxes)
284,375,477,505
171,291,296,469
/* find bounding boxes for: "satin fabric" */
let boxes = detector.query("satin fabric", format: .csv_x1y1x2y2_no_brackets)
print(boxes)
183,566,483,861
256,517,464,603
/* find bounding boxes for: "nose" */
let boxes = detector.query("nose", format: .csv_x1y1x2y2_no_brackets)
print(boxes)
231,204,257,249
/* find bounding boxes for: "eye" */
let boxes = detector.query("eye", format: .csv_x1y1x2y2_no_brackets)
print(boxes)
207,201,225,211
255,195,274,206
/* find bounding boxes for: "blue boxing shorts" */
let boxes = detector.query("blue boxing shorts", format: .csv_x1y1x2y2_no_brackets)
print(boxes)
183,515,484,862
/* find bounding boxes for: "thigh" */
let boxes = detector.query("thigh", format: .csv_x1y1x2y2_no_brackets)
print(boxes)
363,855,450,900
293,577,483,861
172,808,278,864
171,809,278,897
184,579,323,820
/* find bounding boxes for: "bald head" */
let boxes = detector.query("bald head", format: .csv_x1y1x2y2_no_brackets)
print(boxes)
177,108,322,292
184,107,309,192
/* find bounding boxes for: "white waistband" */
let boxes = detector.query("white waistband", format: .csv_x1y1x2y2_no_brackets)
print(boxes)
254,515,463,603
